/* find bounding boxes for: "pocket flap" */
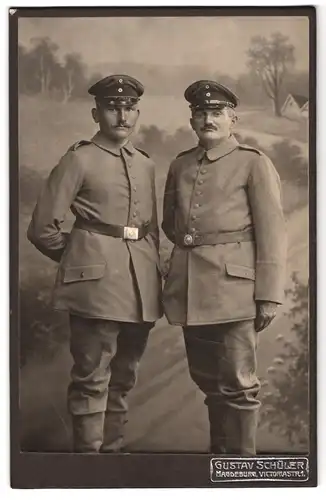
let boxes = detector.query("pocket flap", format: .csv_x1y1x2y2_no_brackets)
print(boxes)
225,263,255,281
63,263,106,283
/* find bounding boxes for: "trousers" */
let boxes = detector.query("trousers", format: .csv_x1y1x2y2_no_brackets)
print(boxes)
68,314,152,452
183,320,261,456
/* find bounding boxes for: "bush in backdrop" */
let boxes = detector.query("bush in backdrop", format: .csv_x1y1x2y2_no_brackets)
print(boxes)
20,273,69,368
259,273,309,449
20,165,44,214
19,165,69,367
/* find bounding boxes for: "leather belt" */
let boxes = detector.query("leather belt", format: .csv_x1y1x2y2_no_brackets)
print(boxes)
175,229,254,248
74,217,151,241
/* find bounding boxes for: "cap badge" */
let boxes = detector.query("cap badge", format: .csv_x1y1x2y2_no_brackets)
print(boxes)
118,88,123,92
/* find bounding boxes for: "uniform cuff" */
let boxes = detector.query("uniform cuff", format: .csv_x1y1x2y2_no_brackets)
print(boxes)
254,262,286,304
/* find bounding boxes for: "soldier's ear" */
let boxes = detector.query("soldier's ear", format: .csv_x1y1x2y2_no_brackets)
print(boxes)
229,114,238,130
229,109,238,126
92,107,99,124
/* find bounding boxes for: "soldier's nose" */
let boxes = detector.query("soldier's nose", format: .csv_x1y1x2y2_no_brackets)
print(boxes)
204,115,214,125
118,110,127,122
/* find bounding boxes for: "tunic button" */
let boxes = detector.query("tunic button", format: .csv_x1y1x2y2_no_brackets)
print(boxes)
133,212,137,217
198,180,204,185
201,169,207,174
196,191,202,195
133,186,137,191
134,200,139,205
194,203,200,208
80,272,84,278
191,215,197,221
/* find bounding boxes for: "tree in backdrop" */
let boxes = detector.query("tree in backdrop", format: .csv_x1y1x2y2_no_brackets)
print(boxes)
62,52,88,101
259,273,309,449
19,35,308,108
136,125,195,162
247,32,296,116
29,37,61,95
18,37,101,101
18,44,31,94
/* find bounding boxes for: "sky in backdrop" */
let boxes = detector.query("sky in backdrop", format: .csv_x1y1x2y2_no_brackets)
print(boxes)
18,16,309,76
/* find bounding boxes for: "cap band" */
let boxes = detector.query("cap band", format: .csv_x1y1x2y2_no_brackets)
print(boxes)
190,100,235,110
95,96,139,106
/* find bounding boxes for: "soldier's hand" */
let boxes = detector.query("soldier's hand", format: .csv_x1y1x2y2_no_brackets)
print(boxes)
255,301,278,332
160,258,171,281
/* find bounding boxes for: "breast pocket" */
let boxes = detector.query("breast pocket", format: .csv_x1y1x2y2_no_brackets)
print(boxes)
63,263,106,283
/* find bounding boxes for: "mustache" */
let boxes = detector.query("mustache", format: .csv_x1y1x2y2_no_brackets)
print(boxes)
201,125,218,131
115,123,131,128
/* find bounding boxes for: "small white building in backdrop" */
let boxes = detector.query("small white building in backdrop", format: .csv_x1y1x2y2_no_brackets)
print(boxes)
281,93,309,120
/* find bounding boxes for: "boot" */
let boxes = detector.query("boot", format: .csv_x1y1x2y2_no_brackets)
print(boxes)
101,411,127,453
72,412,104,453
208,403,259,456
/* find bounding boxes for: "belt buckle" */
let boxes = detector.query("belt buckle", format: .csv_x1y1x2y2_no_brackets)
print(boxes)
124,226,139,240
183,234,194,246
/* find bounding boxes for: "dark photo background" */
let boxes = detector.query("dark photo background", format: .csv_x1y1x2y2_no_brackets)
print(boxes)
18,16,309,453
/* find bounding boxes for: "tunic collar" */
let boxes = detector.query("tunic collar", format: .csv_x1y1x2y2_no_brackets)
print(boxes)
196,134,239,162
91,131,136,156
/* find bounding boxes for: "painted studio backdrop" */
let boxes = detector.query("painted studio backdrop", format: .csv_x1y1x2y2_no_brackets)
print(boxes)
18,16,309,453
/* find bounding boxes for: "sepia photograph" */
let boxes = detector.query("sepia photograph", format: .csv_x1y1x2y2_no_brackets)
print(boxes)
10,6,316,488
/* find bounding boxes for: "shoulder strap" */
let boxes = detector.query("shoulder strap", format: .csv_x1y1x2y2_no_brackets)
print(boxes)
176,146,198,158
67,140,92,152
238,144,263,155
135,147,150,158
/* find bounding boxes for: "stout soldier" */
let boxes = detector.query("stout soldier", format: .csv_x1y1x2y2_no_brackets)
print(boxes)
162,80,286,456
28,75,162,453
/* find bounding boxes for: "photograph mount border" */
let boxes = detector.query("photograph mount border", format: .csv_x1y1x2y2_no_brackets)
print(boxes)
9,5,317,488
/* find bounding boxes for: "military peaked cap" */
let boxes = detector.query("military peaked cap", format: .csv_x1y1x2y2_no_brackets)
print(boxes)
185,80,239,110
88,74,144,106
